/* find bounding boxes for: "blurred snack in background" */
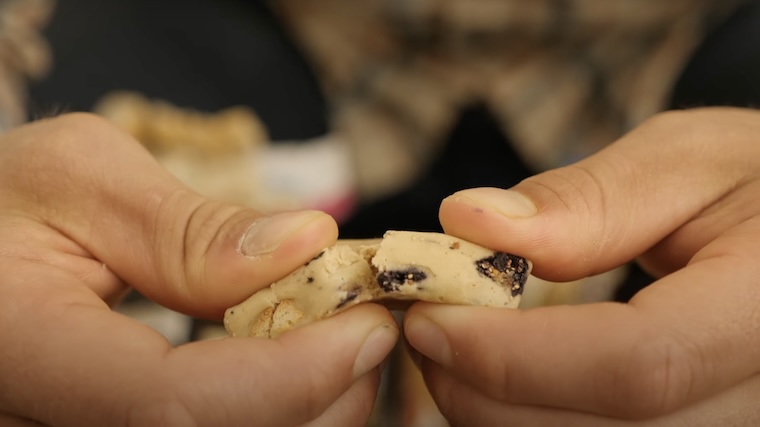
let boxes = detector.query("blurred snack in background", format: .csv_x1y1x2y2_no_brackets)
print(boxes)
0,0,54,130
94,91,358,223
94,90,268,155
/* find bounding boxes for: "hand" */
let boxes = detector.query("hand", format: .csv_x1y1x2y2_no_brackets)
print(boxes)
404,107,760,425
0,113,398,427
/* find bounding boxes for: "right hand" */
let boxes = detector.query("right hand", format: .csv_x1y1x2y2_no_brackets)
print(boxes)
0,113,398,427
406,107,760,426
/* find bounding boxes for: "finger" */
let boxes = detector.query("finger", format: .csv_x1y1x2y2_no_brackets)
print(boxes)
0,265,398,427
405,216,760,419
639,177,760,276
439,107,760,280
300,370,381,427
0,414,47,426
424,360,760,427
0,113,338,318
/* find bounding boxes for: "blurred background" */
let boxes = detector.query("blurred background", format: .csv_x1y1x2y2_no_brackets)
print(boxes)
5,0,760,425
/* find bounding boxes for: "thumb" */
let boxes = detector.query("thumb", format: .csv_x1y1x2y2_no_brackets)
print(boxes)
439,108,756,281
3,113,338,318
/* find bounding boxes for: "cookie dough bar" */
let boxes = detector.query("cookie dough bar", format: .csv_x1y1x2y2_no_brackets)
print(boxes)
224,231,531,338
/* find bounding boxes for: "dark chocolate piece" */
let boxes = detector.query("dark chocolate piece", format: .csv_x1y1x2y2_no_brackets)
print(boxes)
376,268,427,292
475,253,529,297
337,287,360,309
304,250,325,267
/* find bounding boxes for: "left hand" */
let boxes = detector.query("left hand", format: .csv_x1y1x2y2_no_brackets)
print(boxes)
0,114,396,427
404,108,760,425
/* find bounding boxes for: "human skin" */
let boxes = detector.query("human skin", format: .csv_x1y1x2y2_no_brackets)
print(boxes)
0,113,398,427
405,107,760,425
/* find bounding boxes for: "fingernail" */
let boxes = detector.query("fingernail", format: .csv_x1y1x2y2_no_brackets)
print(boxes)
455,187,537,218
353,323,398,379
405,315,452,367
238,210,322,257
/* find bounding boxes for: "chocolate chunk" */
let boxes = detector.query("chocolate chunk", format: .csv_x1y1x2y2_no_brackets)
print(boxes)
304,250,325,267
475,253,530,296
336,287,360,309
306,277,314,283
376,268,427,292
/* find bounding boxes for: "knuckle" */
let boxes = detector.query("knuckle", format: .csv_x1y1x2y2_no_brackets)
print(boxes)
7,112,126,173
599,333,699,419
639,109,689,132
522,163,610,270
288,361,334,424
636,109,721,156
37,112,123,152
150,191,234,302
50,111,114,131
